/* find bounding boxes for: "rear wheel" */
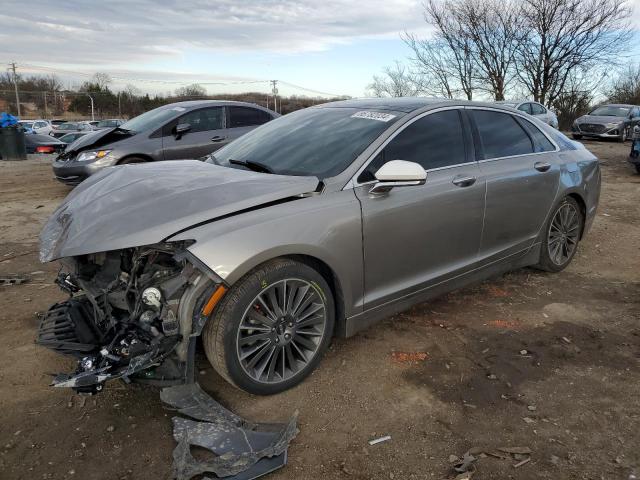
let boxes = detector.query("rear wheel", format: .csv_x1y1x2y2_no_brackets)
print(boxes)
635,164,640,175
203,259,335,395
535,197,584,272
572,134,582,140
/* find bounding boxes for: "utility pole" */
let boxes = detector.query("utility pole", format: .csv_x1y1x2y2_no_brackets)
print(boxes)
9,62,20,117
117,92,121,118
86,93,95,121
270,80,278,114
43,91,48,117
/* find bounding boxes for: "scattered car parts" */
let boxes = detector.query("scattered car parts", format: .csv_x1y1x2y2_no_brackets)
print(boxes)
161,382,298,480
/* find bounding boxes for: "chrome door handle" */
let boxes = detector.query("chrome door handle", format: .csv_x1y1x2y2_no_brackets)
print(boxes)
452,175,476,187
534,161,551,172
211,135,226,142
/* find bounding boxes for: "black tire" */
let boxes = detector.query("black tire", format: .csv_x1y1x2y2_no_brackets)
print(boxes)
535,196,584,273
635,164,640,175
203,258,335,395
572,134,582,140
118,156,146,165
619,128,628,143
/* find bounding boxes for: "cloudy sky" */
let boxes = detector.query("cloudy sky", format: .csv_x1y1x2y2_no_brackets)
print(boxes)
2,0,639,98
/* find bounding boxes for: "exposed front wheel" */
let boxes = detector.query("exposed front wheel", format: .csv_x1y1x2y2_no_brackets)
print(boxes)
535,197,584,272
203,259,335,395
572,134,582,140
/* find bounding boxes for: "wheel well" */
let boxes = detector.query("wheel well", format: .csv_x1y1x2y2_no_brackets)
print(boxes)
117,154,153,165
567,193,587,239
283,254,345,338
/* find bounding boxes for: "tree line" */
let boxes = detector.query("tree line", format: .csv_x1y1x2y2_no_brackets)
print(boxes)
368,0,638,129
0,73,345,119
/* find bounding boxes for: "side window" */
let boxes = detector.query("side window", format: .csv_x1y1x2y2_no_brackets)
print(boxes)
228,107,272,128
180,107,223,133
519,118,556,152
472,110,534,159
358,110,466,183
531,103,546,115
517,103,532,114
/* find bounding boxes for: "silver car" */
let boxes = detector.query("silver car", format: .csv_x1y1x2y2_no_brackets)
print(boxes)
571,104,640,142
494,100,558,128
38,98,600,395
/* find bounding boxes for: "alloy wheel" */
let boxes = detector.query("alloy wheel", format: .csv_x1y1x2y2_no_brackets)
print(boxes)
548,203,580,266
236,279,327,384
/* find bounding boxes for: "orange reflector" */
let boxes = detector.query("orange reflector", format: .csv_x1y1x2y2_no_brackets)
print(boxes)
202,285,228,316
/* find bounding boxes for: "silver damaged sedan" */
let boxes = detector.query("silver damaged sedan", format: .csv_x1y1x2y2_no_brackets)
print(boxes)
38,98,601,395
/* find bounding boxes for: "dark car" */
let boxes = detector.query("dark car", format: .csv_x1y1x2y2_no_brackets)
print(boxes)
49,121,95,138
24,133,66,154
52,100,278,185
572,104,640,141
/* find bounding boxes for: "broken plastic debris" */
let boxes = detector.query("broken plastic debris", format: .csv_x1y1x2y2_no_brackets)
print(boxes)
0,276,28,286
161,383,298,480
368,435,391,445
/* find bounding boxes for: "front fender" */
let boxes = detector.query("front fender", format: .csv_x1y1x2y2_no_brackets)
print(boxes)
168,190,364,317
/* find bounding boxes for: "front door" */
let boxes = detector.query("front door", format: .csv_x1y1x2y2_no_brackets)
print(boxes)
162,106,227,160
354,109,485,310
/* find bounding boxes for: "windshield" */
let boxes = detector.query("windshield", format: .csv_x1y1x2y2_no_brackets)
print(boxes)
589,105,631,117
59,123,79,130
120,106,182,132
20,122,34,129
207,107,402,178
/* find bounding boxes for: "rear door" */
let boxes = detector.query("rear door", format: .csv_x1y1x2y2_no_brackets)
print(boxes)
354,108,485,309
162,106,225,160
469,108,560,262
225,106,274,143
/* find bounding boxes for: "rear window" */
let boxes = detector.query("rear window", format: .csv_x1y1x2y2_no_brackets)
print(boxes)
228,107,272,128
472,110,534,159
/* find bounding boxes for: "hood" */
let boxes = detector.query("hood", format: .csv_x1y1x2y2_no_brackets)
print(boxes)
61,128,134,157
577,115,625,124
40,161,319,262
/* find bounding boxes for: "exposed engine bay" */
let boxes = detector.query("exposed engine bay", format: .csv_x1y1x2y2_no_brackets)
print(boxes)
37,242,218,394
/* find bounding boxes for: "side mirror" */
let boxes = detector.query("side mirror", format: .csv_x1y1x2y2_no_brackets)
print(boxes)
369,160,427,195
174,123,191,139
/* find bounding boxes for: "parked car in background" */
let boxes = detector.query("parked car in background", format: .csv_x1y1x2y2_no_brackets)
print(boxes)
52,100,278,185
39,98,600,395
18,119,53,135
95,119,125,129
58,132,90,144
24,133,66,154
571,104,640,141
49,121,95,138
494,100,558,128
50,119,67,127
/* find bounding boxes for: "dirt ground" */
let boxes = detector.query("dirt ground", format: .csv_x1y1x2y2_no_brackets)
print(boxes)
0,140,638,480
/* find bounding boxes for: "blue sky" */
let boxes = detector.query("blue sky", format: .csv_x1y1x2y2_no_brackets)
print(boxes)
2,0,639,98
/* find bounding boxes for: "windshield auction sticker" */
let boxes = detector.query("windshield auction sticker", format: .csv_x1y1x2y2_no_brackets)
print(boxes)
351,111,396,122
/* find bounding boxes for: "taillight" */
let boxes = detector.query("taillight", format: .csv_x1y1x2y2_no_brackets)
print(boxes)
36,146,55,154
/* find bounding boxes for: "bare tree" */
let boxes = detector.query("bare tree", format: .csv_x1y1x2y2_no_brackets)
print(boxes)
607,64,640,105
451,0,523,100
368,61,424,97
403,34,474,99
92,72,112,89
551,72,596,130
175,83,207,97
518,0,633,104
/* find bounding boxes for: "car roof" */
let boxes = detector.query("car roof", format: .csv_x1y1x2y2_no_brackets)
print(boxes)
597,103,636,108
315,97,537,114
155,100,273,111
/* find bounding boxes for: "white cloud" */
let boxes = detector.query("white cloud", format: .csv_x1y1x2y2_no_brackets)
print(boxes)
0,0,427,65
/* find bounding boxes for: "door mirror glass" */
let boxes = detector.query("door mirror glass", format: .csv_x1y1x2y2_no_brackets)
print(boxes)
370,160,426,194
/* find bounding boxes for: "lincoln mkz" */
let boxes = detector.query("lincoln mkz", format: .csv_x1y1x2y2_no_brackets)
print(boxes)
38,98,600,395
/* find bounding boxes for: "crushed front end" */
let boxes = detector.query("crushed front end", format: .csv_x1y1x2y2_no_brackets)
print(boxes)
37,242,221,394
